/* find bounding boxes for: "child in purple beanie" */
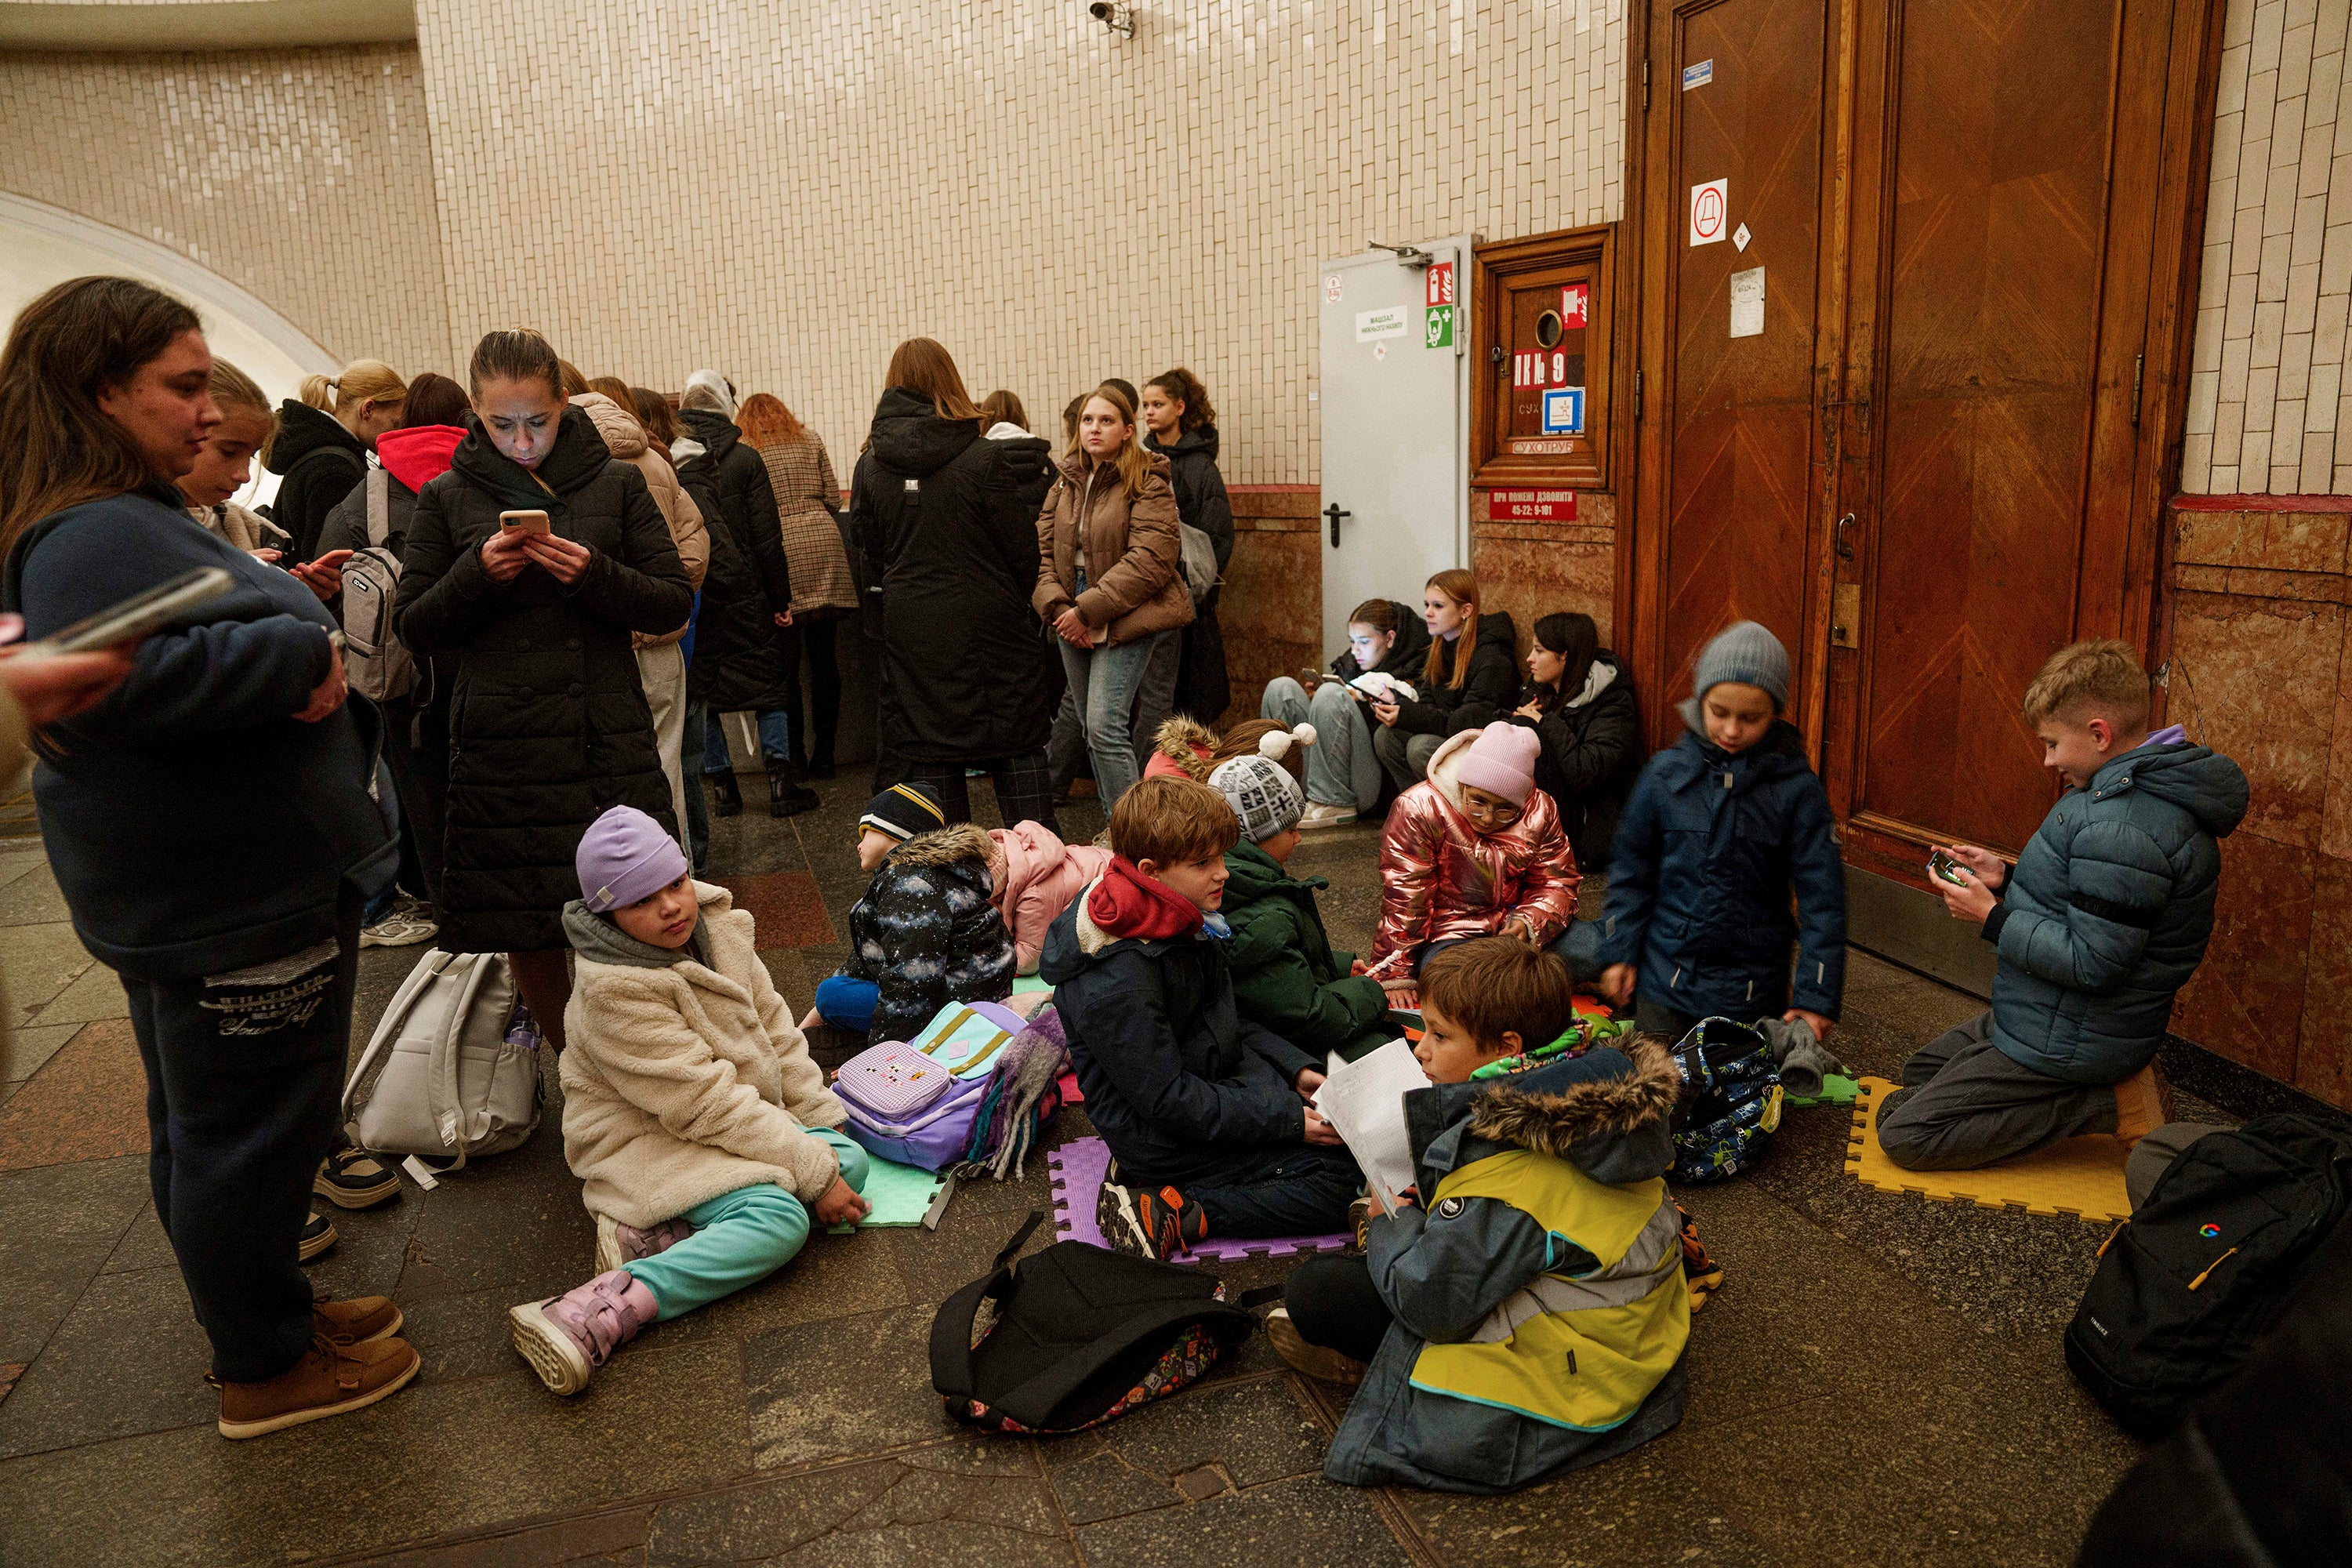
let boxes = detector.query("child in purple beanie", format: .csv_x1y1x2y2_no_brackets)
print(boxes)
507,805,871,1396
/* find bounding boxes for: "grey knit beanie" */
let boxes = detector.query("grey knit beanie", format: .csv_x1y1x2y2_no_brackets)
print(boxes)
1210,754,1305,844
1690,620,1790,712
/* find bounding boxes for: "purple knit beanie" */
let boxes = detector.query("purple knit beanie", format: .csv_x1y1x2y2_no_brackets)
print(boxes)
1454,722,1541,807
576,806,691,913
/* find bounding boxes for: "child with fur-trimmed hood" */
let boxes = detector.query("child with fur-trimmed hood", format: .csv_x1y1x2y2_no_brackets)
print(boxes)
1273,938,1690,1493
837,821,1018,1042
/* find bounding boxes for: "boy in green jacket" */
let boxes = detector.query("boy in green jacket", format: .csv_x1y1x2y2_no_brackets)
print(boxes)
1210,753,1393,1062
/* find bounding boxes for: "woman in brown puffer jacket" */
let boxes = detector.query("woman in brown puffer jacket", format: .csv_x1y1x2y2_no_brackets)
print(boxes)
1031,386,1192,808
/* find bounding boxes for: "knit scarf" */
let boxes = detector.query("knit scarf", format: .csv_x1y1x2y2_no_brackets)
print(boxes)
1084,856,1205,942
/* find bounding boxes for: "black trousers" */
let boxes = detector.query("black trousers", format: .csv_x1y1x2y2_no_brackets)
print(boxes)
1285,1252,1392,1364
789,615,842,769
1180,1142,1362,1238
902,750,1060,833
124,889,361,1382
378,691,444,910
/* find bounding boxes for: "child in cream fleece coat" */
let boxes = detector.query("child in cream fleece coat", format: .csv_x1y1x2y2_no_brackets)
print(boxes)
509,807,872,1396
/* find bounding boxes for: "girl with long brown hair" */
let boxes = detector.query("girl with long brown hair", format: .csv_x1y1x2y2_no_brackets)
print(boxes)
1031,385,1194,808
1369,568,1521,791
737,390,857,776
0,276,420,1435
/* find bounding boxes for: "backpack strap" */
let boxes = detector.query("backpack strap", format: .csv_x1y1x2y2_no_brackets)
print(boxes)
366,469,389,548
426,953,498,1162
341,948,451,1124
928,1211,1043,1400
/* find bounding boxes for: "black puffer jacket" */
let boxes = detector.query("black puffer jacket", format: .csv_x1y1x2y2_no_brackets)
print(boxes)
1148,424,1235,721
1513,651,1642,869
850,387,1054,762
263,400,370,565
394,407,693,954
1392,610,1519,737
677,407,795,713
1328,600,1433,684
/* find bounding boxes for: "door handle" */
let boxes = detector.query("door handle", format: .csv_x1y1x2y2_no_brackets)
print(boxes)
1325,503,1352,547
1835,513,1856,560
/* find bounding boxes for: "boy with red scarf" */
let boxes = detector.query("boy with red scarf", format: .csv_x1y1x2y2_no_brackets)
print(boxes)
1040,777,1362,1258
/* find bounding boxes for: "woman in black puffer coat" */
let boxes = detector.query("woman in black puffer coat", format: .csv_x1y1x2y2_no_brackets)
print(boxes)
394,331,692,1050
1509,612,1642,869
675,371,815,818
1142,368,1235,724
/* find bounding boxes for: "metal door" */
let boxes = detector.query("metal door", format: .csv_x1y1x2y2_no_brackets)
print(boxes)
1316,239,1473,655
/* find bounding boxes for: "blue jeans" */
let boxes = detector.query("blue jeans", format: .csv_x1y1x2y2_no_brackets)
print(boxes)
1262,677,1385,811
704,709,792,770
814,975,880,1034
1061,630,1173,809
622,1129,869,1319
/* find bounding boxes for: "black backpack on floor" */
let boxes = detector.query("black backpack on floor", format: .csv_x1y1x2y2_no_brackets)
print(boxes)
2065,1113,2352,1436
930,1214,1261,1434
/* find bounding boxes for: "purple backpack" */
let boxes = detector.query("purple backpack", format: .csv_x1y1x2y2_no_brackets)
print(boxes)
836,1001,1031,1171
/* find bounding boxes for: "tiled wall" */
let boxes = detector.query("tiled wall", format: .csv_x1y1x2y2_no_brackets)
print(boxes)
2181,0,2352,495
2163,501,2352,1107
0,44,448,373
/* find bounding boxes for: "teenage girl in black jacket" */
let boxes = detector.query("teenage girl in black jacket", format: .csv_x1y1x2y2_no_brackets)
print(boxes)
1371,568,1519,789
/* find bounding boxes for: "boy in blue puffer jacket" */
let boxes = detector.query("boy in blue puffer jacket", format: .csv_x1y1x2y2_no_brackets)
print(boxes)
1595,622,1846,1045
1878,640,2246,1171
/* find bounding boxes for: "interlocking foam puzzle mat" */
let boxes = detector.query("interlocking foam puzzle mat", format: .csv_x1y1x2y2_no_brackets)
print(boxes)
1846,1076,2132,1224
1047,1135,1354,1263
1788,1073,1860,1108
826,1155,950,1233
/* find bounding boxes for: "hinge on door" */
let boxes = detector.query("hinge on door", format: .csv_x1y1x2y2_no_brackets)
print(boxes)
2132,354,2144,426
1634,368,1643,422
1642,60,1650,111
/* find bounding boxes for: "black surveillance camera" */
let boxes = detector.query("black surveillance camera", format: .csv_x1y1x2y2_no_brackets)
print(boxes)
1088,1,1111,15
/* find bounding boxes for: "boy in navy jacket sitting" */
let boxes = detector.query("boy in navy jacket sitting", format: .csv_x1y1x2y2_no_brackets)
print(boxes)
1040,777,1361,1258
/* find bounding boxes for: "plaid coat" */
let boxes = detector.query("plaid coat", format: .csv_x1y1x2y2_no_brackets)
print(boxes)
753,430,858,615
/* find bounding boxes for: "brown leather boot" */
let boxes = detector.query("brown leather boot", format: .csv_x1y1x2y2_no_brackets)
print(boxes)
313,1296,404,1346
2111,1062,2175,1149
212,1334,420,1439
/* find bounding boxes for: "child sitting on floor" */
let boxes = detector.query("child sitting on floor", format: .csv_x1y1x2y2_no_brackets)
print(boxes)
1210,752,1394,1063
510,806,872,1395
1271,938,1689,1493
986,818,1112,976
1144,715,1318,783
815,796,1017,1040
1878,640,2246,1171
1041,775,1363,1257
1368,720,1580,1005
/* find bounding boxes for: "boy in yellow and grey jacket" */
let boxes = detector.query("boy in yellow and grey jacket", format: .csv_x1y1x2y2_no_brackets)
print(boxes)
1274,937,1690,1492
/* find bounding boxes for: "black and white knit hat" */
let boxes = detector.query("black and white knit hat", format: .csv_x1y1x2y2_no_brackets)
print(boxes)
858,782,948,844
1210,753,1305,844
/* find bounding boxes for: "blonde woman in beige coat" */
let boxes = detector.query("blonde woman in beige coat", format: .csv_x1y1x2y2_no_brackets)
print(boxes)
576,385,709,847
1031,386,1193,808
510,807,869,1395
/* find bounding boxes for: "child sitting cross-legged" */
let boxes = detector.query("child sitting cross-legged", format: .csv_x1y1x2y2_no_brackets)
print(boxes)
1042,775,1363,1258
1270,938,1689,1493
510,806,872,1395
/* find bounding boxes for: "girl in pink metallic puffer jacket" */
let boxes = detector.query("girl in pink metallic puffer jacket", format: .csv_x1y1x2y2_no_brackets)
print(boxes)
1367,723,1581,998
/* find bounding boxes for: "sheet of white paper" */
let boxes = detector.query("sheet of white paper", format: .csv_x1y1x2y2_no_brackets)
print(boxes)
1313,1039,1432,1216
1730,266,1766,338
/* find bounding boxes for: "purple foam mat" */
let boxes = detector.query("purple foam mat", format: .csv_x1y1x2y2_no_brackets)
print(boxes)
1046,1135,1353,1265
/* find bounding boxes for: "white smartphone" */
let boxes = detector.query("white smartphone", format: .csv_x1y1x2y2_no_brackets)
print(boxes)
497,510,552,535
23,567,234,655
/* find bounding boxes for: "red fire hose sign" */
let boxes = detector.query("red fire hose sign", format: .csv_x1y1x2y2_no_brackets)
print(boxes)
1690,178,1728,246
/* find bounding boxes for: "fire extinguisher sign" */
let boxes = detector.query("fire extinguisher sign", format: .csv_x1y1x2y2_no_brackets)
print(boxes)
1425,260,1456,348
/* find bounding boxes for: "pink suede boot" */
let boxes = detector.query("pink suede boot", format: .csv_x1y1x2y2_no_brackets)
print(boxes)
509,1269,658,1395
594,1213,698,1274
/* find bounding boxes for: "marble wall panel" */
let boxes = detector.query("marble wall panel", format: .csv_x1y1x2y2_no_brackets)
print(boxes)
2168,589,2345,848
2294,854,2352,1107
2172,828,2315,1084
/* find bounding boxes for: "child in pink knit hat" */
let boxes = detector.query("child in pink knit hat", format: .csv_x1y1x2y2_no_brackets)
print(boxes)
1366,722,1581,1007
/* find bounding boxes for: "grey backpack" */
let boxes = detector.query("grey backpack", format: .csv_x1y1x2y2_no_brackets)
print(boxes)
343,949,541,1169
339,470,415,702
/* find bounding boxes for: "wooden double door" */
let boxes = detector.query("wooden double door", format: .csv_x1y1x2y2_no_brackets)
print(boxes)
1624,0,2216,883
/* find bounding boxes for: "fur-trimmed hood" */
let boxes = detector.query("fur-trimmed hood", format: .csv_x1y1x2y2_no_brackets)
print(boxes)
1406,1037,1681,1190
1147,715,1221,782
884,822,996,873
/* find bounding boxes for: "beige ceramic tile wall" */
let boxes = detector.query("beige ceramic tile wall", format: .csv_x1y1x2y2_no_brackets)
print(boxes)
0,44,449,374
413,0,1626,484
2184,0,2352,496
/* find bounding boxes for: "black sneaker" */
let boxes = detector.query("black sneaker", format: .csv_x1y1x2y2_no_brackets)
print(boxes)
299,1210,339,1262
1096,1171,1206,1261
767,773,822,818
314,1145,401,1210
710,771,744,817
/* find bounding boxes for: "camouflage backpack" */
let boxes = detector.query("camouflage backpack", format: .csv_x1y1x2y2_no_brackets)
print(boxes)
1664,1017,1784,1182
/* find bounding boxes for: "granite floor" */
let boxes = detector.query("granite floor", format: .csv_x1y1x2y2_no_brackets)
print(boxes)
0,768,2279,1567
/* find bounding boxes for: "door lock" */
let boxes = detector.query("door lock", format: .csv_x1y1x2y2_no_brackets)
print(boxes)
1325,503,1352,547
1835,513,1857,560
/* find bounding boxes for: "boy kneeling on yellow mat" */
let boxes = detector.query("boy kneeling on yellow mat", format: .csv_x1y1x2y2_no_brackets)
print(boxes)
1272,938,1690,1493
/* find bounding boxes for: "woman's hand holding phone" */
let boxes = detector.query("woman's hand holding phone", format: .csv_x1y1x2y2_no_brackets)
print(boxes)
480,527,532,583
289,549,353,602
521,530,592,585
1371,696,1401,727
0,619,136,724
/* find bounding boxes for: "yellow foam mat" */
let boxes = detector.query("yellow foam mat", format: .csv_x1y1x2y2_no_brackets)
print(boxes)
1846,1076,2132,1225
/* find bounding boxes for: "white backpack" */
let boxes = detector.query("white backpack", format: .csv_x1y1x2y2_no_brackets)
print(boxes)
340,470,416,702
343,949,540,1169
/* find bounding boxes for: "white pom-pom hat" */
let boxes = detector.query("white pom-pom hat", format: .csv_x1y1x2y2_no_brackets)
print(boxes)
1259,722,1317,760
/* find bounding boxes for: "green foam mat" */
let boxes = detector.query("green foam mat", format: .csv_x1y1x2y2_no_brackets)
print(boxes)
827,1155,950,1232
1788,1073,1860,1108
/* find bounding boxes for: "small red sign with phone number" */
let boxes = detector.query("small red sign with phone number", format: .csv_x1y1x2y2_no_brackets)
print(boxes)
1487,489,1579,521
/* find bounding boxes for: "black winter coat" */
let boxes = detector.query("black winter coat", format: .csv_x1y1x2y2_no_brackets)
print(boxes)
1512,651,1642,869
264,400,369,565
1329,601,1433,684
676,408,796,713
850,387,1055,762
1392,610,1519,736
394,408,693,954
1148,425,1235,721
839,823,1018,1041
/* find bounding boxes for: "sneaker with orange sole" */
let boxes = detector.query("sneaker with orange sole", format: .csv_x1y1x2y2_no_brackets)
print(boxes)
1096,1165,1207,1261
212,1334,420,1439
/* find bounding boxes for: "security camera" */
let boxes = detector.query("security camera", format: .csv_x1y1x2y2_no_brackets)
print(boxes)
1089,1,1135,39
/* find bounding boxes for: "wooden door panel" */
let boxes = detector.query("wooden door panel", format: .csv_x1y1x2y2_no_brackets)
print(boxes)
1853,0,2121,854
1662,0,1829,708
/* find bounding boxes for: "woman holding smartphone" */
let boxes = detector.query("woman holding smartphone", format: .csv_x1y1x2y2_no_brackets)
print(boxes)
394,330,691,1054
0,275,417,1438
1032,385,1192,808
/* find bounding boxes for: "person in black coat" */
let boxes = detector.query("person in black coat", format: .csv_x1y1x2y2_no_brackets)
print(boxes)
848,338,1058,828
263,360,407,564
394,331,692,1052
1372,569,1519,791
1142,368,1234,724
673,372,815,819
1508,612,1642,870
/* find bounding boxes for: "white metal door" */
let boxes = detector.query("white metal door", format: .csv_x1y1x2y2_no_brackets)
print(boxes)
1315,238,1472,656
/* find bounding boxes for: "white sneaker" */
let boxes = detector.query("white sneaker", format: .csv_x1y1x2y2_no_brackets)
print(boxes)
1297,801,1359,829
361,911,439,949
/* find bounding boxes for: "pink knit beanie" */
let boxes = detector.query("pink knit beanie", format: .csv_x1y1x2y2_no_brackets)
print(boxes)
1454,722,1540,807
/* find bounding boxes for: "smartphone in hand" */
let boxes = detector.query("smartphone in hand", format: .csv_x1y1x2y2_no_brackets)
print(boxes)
23,567,234,655
498,510,552,535
1927,848,1971,887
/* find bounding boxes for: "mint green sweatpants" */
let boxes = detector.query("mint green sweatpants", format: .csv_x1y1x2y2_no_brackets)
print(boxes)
622,1127,869,1321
